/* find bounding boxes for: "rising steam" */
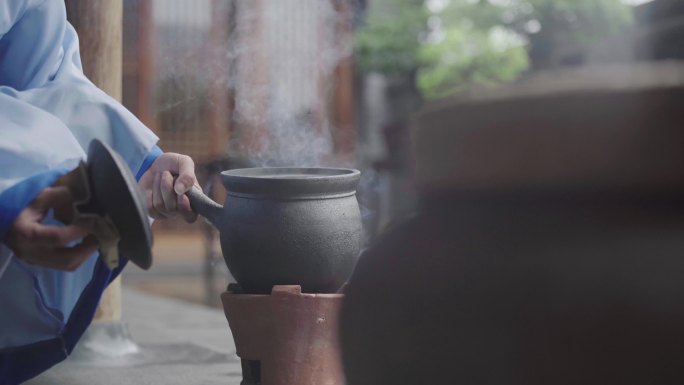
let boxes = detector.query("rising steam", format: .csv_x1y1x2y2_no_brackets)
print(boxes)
227,0,354,167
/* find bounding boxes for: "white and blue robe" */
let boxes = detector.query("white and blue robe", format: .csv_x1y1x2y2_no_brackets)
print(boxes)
0,0,161,383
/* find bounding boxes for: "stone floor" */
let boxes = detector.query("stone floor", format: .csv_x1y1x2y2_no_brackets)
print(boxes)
123,230,232,308
26,287,243,385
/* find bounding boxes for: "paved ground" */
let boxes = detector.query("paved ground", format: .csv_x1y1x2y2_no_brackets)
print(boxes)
28,230,242,384
26,287,243,385
123,230,232,308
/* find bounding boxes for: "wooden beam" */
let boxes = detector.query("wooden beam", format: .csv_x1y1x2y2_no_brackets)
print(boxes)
65,0,124,323
207,0,232,159
136,0,156,131
331,0,356,159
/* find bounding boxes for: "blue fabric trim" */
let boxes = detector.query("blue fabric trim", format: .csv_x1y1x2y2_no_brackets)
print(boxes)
135,145,162,180
0,169,68,242
1,255,142,385
0,147,160,384
0,260,112,385
0,335,66,385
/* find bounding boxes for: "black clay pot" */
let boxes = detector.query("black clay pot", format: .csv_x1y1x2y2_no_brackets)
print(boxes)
188,167,362,294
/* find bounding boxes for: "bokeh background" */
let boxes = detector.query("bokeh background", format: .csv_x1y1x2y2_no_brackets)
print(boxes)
118,0,670,307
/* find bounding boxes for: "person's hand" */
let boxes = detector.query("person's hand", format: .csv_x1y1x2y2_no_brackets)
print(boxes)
5,186,98,271
138,153,198,222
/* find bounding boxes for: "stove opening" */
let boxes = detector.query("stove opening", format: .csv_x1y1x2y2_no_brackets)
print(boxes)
241,358,261,384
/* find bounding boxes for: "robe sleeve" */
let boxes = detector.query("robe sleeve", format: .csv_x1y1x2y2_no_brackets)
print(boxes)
0,0,63,90
0,0,161,280
0,0,159,170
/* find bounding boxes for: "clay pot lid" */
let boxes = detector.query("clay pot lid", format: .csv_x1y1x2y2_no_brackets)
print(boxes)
221,167,361,199
88,140,153,269
413,62,684,196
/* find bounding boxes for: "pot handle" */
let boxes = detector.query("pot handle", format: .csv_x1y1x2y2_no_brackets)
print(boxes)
186,186,223,228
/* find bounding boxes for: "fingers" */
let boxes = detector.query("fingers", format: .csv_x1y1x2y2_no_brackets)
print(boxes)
25,235,99,271
174,155,196,195
151,171,169,219
53,235,99,271
10,222,99,272
32,186,73,213
160,171,177,212
5,185,101,271
28,222,91,247
150,171,179,218
147,153,196,195
141,153,198,220
177,193,198,223
145,189,160,219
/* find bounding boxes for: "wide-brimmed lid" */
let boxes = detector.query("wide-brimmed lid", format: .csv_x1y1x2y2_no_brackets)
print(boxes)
221,167,361,199
413,62,684,196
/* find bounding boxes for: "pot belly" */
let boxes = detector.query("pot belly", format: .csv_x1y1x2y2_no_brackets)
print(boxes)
220,195,362,294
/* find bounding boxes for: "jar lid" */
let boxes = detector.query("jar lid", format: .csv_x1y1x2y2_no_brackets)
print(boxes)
413,62,684,197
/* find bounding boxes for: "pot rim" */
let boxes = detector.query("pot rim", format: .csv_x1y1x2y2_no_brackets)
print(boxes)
220,167,361,199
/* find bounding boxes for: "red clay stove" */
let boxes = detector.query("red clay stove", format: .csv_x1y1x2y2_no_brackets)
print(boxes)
221,284,345,385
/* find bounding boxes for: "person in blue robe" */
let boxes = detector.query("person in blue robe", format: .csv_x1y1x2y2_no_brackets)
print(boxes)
0,0,199,383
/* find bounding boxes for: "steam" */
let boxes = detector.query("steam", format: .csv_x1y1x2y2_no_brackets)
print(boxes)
227,0,354,167
151,0,354,167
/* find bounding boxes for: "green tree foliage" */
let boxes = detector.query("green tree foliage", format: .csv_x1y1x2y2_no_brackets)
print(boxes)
356,0,634,99
355,0,430,76
505,0,634,46
417,20,530,98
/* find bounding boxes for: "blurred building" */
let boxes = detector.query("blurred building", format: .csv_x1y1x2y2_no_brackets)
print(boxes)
122,0,358,166
578,0,684,65
121,0,360,230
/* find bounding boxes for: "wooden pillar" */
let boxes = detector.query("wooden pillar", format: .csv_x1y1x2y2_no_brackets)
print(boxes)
331,0,356,160
207,0,232,159
65,0,123,101
136,0,156,132
234,0,270,156
65,0,124,323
